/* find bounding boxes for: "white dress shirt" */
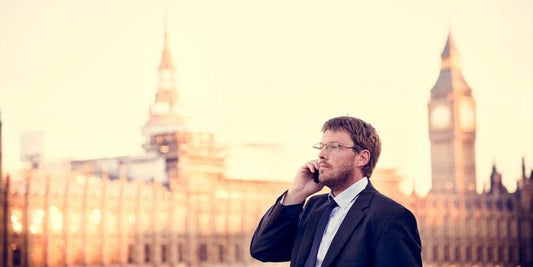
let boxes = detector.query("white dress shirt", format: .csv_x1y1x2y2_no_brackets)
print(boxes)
315,177,368,267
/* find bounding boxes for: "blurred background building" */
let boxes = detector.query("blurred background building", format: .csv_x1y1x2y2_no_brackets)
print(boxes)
0,27,532,267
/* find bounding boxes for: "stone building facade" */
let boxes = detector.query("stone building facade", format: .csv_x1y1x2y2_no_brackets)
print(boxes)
406,33,533,267
0,28,291,267
1,29,532,267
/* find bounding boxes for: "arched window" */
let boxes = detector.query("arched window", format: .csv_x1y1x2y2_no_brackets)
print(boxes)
466,246,472,261
162,244,168,263
12,247,22,266
506,199,513,211
476,246,482,261
455,246,461,261
127,244,134,263
235,244,242,261
509,246,516,262
144,244,151,263
218,244,224,262
433,246,439,261
177,243,184,262
497,246,504,262
199,243,207,262
496,199,503,211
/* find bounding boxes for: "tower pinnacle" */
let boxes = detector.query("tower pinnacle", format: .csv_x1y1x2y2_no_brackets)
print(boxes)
159,23,174,71
441,32,457,59
430,32,471,99
142,24,185,138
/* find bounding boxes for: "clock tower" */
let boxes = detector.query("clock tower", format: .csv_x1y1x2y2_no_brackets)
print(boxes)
428,33,477,194
142,25,186,179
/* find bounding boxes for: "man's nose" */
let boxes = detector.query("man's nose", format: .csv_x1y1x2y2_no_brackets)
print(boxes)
318,147,328,159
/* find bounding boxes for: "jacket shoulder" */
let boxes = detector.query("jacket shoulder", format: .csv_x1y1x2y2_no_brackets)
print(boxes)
365,186,415,218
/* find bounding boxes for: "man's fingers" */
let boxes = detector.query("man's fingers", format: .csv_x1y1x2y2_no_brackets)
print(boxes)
305,160,319,173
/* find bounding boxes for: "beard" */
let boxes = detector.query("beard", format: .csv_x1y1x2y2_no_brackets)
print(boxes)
321,161,355,190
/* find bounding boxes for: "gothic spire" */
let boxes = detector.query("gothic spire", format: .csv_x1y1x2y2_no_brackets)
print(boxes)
440,32,458,59
159,22,174,71
430,31,471,99
142,22,184,138
522,157,527,179
488,164,508,194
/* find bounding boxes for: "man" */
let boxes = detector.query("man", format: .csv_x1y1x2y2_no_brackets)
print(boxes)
250,116,422,267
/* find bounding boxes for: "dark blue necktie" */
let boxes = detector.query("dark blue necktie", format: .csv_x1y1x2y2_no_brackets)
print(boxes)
304,198,338,267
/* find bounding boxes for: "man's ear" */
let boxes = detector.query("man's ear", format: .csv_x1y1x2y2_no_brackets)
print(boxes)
356,150,370,167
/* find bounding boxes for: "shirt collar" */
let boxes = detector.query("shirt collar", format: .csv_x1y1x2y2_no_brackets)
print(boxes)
329,177,368,209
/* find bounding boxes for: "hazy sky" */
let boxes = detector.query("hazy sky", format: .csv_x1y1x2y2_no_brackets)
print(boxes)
1,0,532,195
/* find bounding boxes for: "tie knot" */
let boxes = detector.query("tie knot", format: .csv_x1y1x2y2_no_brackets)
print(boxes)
328,198,338,209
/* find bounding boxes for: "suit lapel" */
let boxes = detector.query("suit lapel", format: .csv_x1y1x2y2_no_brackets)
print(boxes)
321,183,377,266
293,198,329,266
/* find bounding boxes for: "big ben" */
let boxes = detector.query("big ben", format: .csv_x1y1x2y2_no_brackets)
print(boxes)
428,33,477,194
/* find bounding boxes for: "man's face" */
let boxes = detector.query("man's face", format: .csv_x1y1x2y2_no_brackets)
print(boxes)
317,130,359,188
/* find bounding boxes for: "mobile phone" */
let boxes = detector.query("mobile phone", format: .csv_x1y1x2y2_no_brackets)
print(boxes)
313,170,319,183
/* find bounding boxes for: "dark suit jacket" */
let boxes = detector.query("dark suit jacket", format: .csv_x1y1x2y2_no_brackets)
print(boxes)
250,182,422,267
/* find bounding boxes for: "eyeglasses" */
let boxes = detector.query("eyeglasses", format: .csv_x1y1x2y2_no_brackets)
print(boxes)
312,142,360,153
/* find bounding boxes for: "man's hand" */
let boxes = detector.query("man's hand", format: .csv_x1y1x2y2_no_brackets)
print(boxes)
284,160,324,205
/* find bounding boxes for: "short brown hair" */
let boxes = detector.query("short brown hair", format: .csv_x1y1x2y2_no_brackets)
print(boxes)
322,116,381,178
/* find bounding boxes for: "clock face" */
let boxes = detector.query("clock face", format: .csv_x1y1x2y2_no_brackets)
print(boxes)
430,104,451,129
459,98,475,131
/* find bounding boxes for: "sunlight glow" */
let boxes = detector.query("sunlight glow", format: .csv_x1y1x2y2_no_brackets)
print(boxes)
90,209,101,224
49,206,63,232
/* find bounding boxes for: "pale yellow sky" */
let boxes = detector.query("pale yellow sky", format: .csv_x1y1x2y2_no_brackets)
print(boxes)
0,0,532,195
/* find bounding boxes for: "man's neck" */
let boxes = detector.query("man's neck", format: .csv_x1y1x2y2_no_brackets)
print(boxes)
330,175,365,196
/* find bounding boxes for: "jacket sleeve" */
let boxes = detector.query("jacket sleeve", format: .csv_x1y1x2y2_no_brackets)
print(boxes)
373,208,422,267
250,192,304,262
